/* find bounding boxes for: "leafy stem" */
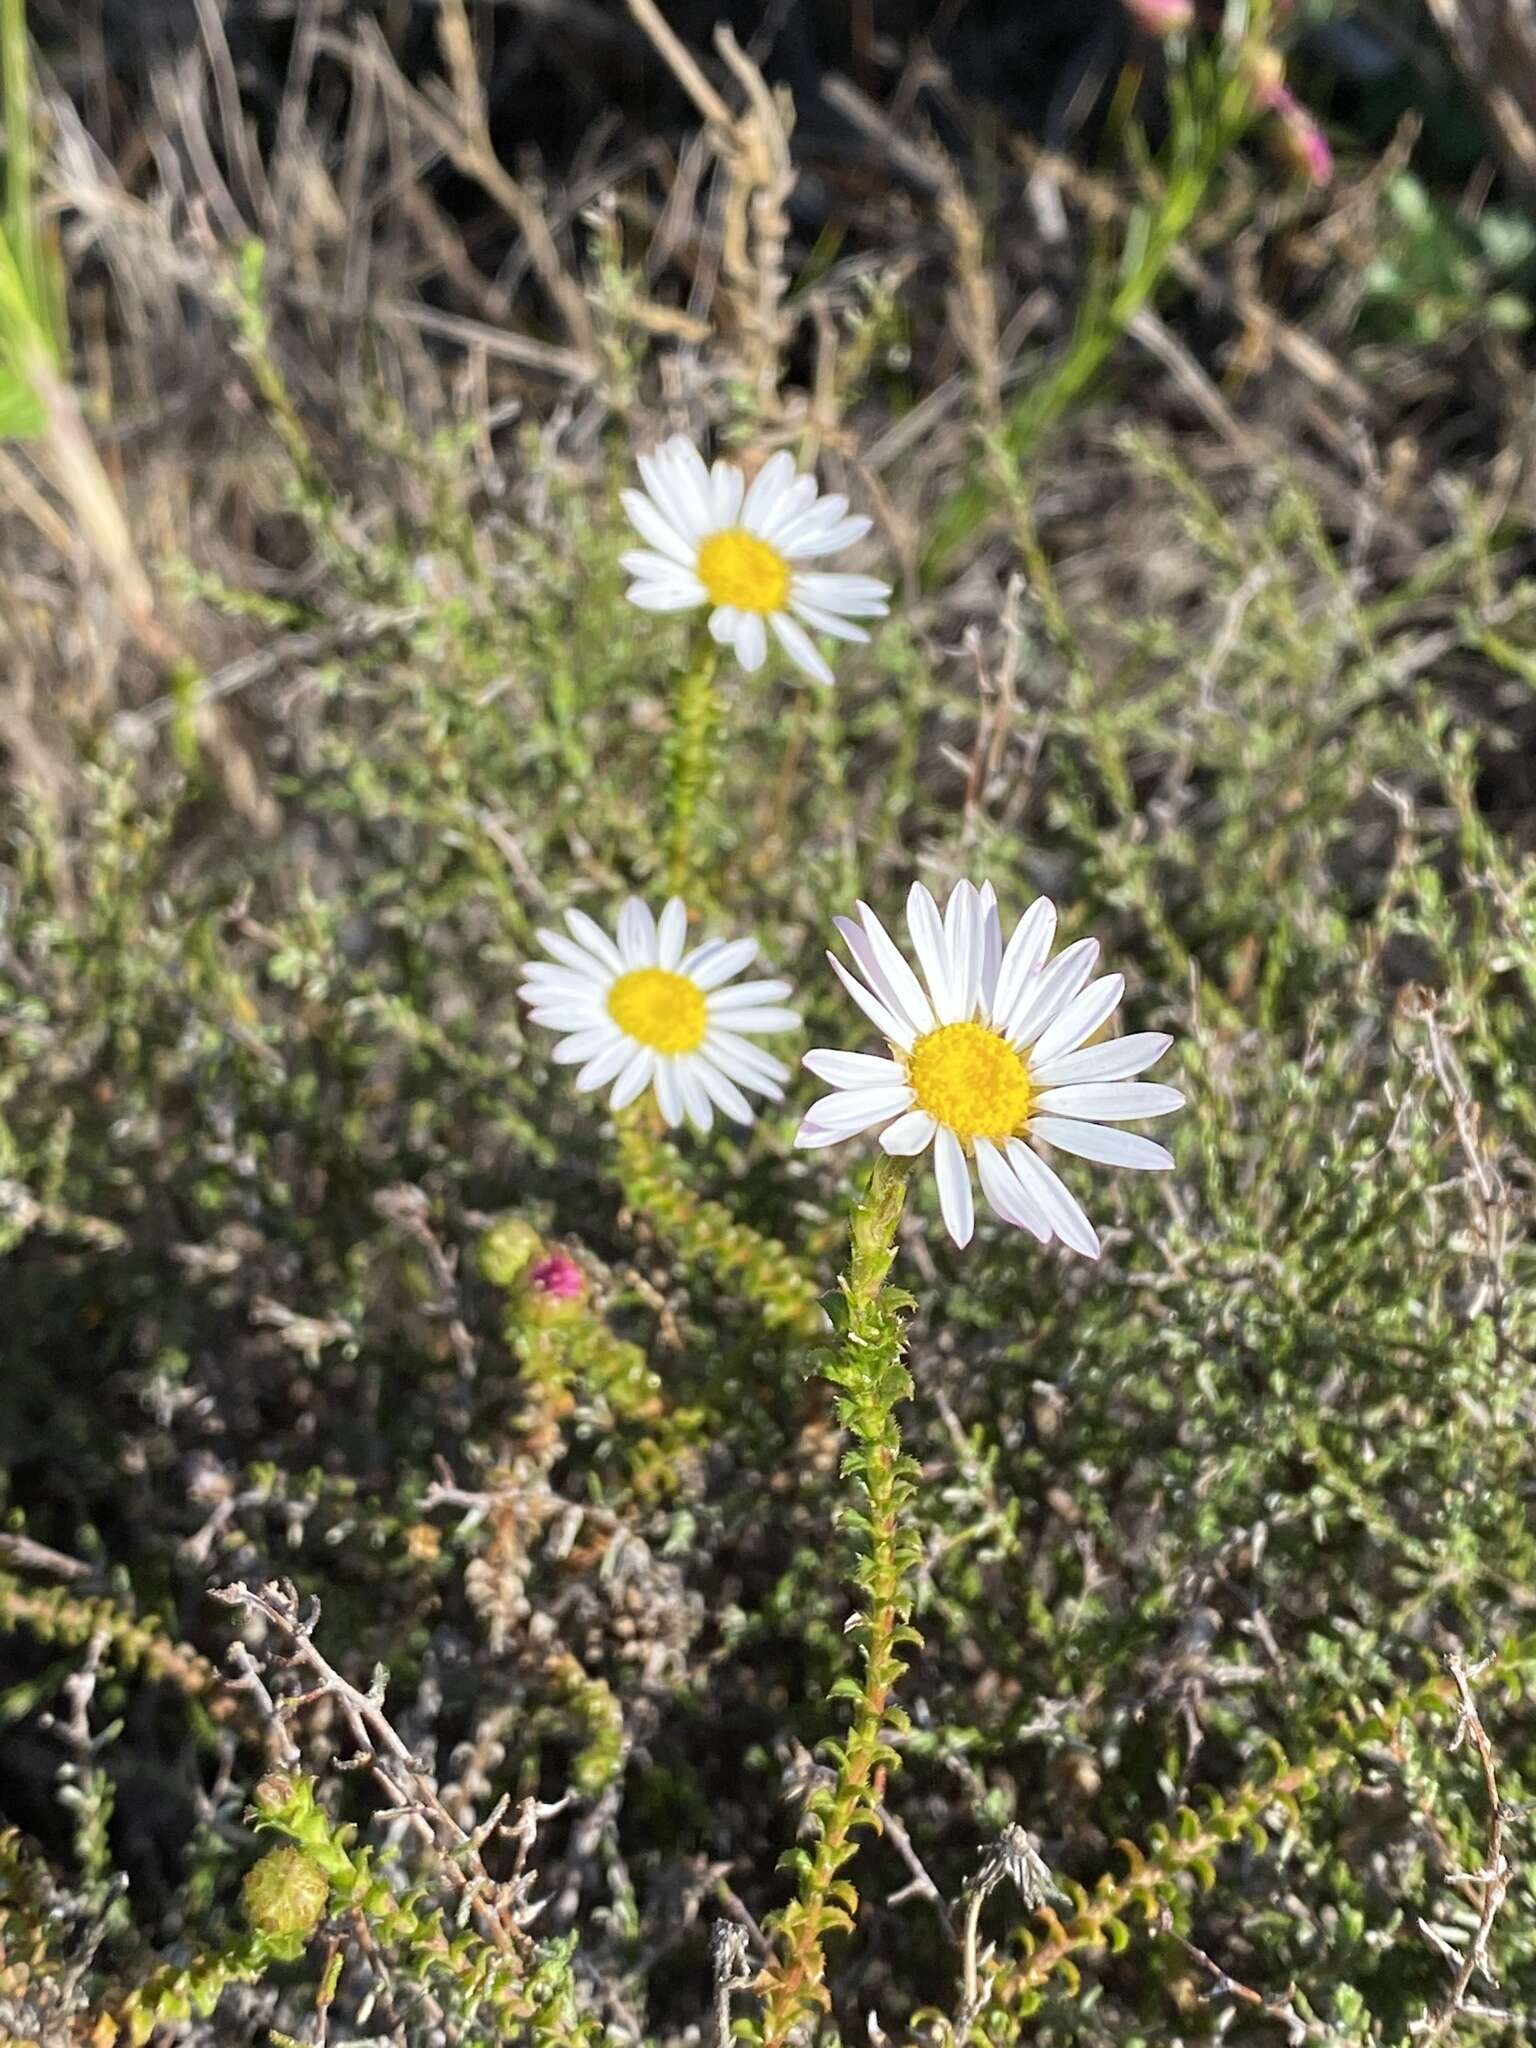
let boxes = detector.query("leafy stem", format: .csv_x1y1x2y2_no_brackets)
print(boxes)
665,633,720,896
755,1154,921,2044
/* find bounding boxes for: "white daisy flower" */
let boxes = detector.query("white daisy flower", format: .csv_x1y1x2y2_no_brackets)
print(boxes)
519,897,800,1135
620,434,891,686
795,882,1184,1256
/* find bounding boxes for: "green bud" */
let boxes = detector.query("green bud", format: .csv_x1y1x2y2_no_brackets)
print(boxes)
478,1218,544,1289
251,1771,296,1813
242,1847,329,1942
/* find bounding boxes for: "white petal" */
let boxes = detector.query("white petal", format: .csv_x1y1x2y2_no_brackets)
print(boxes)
710,458,745,528
905,884,962,1024
833,915,914,1028
709,604,741,645
770,611,833,685
974,1138,1050,1242
575,1036,635,1092
1030,1116,1174,1171
807,1083,914,1133
1028,974,1125,1069
620,548,692,582
526,1003,603,1030
802,1049,907,1088
628,578,706,612
741,450,797,530
1005,938,1100,1046
989,897,1057,1029
787,596,870,643
1007,1142,1100,1258
533,930,613,981
791,570,890,612
856,901,937,1037
933,1127,975,1248
733,612,768,672
708,978,795,1011
944,882,983,1018
641,441,713,540
707,1003,800,1033
654,1058,684,1128
795,1113,855,1150
683,935,759,987
1030,1032,1174,1087
521,965,609,1001
1033,1082,1185,1121
783,518,879,559
609,1045,656,1111
828,950,915,1051
879,1108,937,1156
620,488,696,565
616,898,657,967
979,885,1004,1009
561,909,625,974
522,1009,606,1038
657,898,688,969
770,493,847,548
676,1060,715,1133
756,473,819,542
693,1059,757,1123
522,992,606,1025
548,1032,618,1064
703,1029,790,1089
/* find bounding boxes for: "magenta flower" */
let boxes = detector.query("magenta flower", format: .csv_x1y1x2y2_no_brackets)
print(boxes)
1121,0,1195,32
528,1252,586,1303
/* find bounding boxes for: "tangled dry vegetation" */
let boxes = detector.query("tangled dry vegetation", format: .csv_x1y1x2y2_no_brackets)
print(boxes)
4,3,1536,2043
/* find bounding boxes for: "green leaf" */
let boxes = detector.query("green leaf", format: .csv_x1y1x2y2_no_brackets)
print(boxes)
0,359,42,436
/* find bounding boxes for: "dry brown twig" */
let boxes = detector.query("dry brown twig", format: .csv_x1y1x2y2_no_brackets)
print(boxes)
0,1531,93,1580
313,6,597,372
1410,1653,1517,2042
955,1826,1060,2035
373,1183,479,1382
1164,1921,1326,2044
211,1578,541,1960
818,72,1001,431
625,0,796,419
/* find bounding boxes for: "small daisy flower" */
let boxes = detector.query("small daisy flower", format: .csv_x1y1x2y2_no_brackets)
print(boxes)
620,435,891,685
795,882,1184,1256
520,898,800,1135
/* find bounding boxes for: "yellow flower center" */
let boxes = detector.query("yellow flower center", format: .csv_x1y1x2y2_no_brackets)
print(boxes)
696,528,790,614
906,1021,1034,1145
607,968,708,1055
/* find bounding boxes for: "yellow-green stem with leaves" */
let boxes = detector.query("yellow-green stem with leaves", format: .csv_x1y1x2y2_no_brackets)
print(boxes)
613,1107,825,1341
755,1154,921,2042
665,634,720,896
923,35,1262,580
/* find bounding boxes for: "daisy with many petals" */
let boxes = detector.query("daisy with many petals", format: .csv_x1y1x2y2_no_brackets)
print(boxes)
796,882,1183,1255
620,435,890,685
520,898,800,1135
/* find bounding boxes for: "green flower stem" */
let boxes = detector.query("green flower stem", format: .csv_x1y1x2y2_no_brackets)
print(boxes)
614,1107,826,1341
756,1154,920,2044
922,55,1260,582
665,634,720,896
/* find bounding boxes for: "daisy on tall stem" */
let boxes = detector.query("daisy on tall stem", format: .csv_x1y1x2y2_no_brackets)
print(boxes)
621,435,889,891
757,879,1182,2041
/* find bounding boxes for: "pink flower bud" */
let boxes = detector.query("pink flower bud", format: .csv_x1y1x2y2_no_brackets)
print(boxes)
528,1252,585,1302
1263,80,1334,186
1121,0,1195,30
